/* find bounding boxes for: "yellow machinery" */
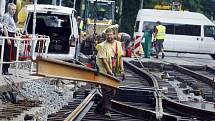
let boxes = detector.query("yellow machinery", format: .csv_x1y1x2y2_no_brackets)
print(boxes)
80,0,116,36
16,0,33,29
154,1,181,11
79,0,117,55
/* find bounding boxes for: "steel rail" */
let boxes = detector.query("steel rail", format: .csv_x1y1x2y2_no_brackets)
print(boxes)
111,100,178,121
64,89,97,121
130,61,215,120
173,64,214,87
163,96,215,120
206,65,215,75
124,60,164,119
123,60,157,87
35,57,120,88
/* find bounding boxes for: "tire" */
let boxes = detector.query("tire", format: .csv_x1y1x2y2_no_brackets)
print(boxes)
210,54,215,59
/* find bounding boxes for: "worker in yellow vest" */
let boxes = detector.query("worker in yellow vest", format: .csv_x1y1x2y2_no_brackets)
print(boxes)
77,16,84,35
153,21,166,59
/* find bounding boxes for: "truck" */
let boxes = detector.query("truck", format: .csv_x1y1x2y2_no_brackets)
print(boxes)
134,9,215,59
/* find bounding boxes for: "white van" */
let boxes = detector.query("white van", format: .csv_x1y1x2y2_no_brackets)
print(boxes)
23,4,79,60
134,9,215,59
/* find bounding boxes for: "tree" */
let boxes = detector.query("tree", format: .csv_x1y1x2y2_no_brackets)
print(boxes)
200,0,215,20
182,0,202,12
62,0,73,7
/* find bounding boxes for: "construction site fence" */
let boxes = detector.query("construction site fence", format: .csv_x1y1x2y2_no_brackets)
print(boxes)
0,35,50,75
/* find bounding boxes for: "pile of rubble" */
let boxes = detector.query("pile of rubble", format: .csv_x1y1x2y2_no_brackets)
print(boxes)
18,79,74,121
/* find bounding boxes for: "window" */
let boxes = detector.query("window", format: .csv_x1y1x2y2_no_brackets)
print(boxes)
204,26,215,37
164,23,174,34
142,21,155,32
27,13,71,35
140,21,201,36
134,21,140,32
174,24,201,36
88,2,113,20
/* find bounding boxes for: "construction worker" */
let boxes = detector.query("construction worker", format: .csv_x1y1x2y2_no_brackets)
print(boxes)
76,16,84,35
117,32,132,56
95,28,124,117
143,24,153,58
2,3,17,75
153,21,166,59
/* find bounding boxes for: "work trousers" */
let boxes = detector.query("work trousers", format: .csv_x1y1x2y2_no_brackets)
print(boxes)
96,85,116,114
155,39,164,54
2,32,15,73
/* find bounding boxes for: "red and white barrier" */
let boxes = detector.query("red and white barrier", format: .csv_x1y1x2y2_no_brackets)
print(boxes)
0,35,50,74
133,34,143,55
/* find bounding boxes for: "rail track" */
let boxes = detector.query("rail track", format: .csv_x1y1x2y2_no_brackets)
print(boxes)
1,59,215,120
0,99,41,121
131,60,215,120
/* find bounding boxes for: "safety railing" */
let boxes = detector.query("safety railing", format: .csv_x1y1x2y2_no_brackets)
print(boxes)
0,35,50,75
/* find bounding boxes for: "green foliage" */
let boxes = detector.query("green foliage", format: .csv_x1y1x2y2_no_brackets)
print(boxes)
182,0,202,12
63,0,73,7
119,0,140,35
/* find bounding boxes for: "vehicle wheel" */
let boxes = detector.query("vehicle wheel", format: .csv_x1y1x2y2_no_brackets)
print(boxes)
210,54,215,59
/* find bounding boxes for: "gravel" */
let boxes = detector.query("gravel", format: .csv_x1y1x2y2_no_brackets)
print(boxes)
19,79,74,121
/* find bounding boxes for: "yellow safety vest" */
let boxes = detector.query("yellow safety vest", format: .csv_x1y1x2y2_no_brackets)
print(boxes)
79,20,84,30
156,25,166,40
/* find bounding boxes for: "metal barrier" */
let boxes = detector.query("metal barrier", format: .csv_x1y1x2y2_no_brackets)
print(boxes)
0,35,50,75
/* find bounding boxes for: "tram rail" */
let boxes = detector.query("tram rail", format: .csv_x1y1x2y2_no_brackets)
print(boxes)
131,60,215,120
1,58,215,120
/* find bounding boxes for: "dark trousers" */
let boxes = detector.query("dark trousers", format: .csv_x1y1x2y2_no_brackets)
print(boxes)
2,32,15,73
95,85,116,114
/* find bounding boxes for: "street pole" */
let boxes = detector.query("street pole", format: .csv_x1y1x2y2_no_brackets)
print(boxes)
52,0,57,5
0,0,6,17
32,0,37,38
31,0,37,73
73,0,76,9
59,0,62,6
140,0,144,9
118,0,123,27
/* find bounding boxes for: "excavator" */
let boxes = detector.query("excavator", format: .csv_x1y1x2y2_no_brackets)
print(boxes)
79,0,118,55
154,0,181,11
79,0,116,36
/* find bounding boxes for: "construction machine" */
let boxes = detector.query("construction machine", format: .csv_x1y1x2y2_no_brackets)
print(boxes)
79,0,117,55
154,0,181,11
80,0,115,35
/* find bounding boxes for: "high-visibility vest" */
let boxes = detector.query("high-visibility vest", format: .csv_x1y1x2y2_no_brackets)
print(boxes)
79,20,84,30
156,25,166,40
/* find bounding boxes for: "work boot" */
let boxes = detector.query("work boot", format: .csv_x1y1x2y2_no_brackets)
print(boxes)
105,111,111,117
161,53,165,59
